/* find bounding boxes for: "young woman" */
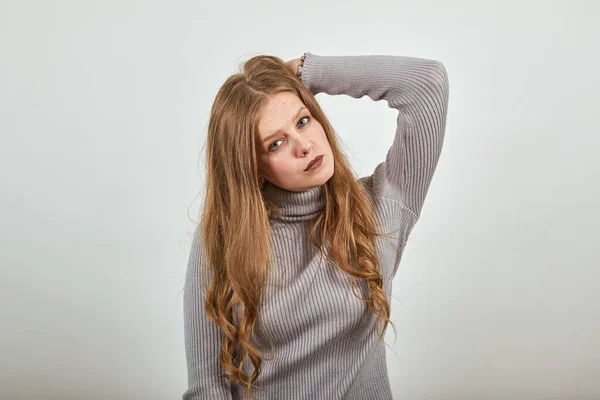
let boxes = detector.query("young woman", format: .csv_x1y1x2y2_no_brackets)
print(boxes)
183,52,449,400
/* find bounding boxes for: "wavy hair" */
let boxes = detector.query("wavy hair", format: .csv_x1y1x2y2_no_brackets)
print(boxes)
198,54,397,399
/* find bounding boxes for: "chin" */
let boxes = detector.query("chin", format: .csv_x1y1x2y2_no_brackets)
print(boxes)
309,171,333,189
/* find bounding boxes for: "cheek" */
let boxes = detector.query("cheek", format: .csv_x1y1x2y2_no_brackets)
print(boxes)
259,155,280,178
318,132,332,151
269,157,293,176
316,128,328,143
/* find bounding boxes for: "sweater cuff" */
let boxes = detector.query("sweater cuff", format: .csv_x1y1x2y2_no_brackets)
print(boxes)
297,51,320,94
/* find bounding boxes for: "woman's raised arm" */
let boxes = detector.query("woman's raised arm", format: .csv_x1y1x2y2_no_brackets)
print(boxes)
298,52,449,218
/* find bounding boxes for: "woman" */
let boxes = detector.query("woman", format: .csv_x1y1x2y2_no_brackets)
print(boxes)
183,52,449,400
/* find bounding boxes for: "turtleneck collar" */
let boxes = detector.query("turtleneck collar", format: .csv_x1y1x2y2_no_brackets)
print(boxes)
261,182,325,222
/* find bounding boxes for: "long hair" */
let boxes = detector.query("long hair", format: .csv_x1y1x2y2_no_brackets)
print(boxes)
199,54,397,399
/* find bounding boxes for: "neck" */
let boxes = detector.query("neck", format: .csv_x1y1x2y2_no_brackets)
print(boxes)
261,182,325,221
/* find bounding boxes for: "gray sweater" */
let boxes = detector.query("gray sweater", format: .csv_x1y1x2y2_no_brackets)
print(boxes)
183,52,449,399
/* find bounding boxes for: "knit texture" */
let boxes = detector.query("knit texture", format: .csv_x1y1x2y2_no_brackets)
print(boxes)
183,52,449,399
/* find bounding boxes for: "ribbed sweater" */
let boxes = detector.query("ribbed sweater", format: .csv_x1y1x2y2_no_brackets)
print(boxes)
183,52,449,400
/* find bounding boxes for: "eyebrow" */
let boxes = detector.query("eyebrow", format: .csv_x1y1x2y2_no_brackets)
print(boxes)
261,106,308,145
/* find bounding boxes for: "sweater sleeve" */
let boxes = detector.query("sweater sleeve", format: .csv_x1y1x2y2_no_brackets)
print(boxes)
298,52,449,217
182,225,233,400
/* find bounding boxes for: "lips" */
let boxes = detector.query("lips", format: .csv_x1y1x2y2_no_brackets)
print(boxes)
305,155,324,171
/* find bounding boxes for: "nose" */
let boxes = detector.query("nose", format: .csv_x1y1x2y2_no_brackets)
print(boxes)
294,135,313,157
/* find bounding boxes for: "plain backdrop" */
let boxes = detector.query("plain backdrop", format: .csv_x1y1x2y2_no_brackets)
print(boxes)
1,1,598,399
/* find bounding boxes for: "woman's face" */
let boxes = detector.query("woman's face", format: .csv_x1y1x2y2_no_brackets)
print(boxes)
256,92,334,192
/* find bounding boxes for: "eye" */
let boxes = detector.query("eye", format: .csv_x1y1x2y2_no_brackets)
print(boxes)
268,116,310,152
298,116,309,126
268,139,283,152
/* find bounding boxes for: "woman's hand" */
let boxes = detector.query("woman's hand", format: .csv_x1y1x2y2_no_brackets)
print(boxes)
285,57,303,76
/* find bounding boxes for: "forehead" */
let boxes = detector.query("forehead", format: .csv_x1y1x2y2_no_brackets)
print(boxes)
257,92,304,138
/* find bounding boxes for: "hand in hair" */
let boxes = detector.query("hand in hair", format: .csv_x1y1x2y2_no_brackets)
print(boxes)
285,57,303,75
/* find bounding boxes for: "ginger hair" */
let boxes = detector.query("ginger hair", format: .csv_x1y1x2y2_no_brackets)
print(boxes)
198,54,397,399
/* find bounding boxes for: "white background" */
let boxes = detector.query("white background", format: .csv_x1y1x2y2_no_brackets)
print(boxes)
1,1,598,399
